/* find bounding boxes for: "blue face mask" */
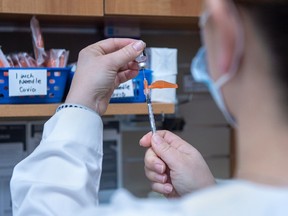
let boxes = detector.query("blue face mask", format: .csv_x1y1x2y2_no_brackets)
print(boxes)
191,4,244,128
191,47,237,127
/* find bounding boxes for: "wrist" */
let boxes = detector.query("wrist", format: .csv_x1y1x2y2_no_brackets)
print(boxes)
65,89,94,109
56,103,96,114
65,92,108,116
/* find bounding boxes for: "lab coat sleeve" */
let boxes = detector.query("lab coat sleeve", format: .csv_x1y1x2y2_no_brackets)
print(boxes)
10,108,103,215
10,107,189,216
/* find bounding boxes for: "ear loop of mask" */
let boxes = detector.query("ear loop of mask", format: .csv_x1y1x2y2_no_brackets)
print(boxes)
199,1,245,127
199,1,245,89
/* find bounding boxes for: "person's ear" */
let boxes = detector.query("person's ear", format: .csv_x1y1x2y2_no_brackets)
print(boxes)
203,0,242,78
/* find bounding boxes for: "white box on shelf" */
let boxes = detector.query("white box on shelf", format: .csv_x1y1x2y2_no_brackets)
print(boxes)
151,74,177,103
146,47,178,103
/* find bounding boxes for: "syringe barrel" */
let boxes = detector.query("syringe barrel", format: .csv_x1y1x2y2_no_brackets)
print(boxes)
147,103,156,134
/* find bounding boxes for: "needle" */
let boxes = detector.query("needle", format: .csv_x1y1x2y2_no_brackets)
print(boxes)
144,78,156,134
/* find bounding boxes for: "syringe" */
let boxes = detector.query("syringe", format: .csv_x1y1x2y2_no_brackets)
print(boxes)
144,79,157,134
135,50,156,134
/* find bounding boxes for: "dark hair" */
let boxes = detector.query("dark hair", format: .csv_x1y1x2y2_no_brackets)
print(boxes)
235,1,288,113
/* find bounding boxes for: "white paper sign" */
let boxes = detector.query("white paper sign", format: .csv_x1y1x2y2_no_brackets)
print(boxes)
111,80,134,98
8,69,47,96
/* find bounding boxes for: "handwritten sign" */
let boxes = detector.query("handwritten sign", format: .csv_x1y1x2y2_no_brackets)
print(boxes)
111,80,134,98
8,69,47,96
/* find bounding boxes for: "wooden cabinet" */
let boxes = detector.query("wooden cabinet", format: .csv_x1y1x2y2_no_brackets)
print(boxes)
0,0,202,17
0,0,201,29
0,0,103,16
105,0,202,17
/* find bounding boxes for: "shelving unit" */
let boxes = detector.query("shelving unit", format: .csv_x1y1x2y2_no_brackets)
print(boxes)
0,0,235,200
0,103,175,118
0,0,202,118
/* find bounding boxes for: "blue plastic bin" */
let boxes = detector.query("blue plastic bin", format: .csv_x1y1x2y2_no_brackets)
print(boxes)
110,69,152,103
0,67,70,104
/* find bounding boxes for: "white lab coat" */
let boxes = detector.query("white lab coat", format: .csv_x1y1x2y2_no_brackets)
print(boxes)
10,108,288,215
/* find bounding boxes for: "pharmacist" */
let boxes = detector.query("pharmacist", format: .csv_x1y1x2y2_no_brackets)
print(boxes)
11,0,288,215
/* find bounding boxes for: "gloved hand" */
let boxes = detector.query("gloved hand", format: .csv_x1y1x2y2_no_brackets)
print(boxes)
65,38,146,115
140,130,216,198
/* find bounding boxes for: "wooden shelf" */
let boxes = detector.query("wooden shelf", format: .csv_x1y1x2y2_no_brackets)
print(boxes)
0,103,175,118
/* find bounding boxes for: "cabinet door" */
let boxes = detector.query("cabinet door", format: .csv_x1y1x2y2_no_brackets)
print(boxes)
0,0,103,16
105,0,202,17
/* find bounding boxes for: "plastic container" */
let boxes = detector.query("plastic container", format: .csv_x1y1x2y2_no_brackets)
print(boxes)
110,69,152,103
0,67,70,104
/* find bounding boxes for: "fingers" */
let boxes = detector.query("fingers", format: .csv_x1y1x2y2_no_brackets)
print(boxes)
141,130,195,177
141,130,188,168
145,148,165,174
154,130,186,148
83,38,146,70
144,147,176,196
145,167,167,184
140,130,185,148
144,148,167,183
116,63,139,85
94,38,139,54
151,182,174,195
139,132,153,147
108,40,146,68
151,133,176,164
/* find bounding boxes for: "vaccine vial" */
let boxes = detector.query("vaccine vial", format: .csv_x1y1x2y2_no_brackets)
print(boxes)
135,50,147,69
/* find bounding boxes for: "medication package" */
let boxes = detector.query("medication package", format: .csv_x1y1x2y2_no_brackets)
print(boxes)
0,16,69,68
